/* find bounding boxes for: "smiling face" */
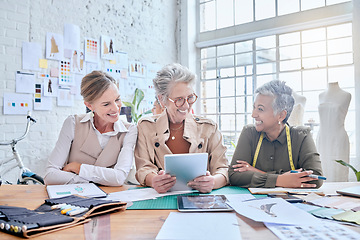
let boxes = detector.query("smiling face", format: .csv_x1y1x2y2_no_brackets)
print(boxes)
252,94,285,135
161,82,195,124
84,82,122,125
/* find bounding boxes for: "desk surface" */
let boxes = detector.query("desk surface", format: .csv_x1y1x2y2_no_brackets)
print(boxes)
0,182,359,240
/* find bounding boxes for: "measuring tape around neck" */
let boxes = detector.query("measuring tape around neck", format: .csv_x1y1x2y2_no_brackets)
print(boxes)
252,124,294,170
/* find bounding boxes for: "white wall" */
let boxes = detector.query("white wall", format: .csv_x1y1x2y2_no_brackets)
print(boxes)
0,0,179,182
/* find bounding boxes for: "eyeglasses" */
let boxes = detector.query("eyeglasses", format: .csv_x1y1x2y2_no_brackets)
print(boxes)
168,93,198,107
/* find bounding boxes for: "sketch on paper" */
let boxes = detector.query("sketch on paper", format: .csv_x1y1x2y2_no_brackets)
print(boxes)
46,32,64,60
43,78,59,97
101,35,115,60
71,49,85,75
129,61,146,78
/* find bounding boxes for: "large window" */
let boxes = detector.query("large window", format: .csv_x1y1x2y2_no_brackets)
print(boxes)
198,2,355,159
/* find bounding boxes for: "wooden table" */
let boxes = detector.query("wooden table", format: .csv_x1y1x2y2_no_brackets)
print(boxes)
0,183,359,240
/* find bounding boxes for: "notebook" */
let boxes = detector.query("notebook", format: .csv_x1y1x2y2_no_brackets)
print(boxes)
164,153,208,191
336,186,360,198
46,183,107,199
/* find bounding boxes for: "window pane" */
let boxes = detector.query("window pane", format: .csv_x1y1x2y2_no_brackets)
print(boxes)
301,0,325,11
217,43,234,56
220,115,236,131
279,32,300,46
201,47,216,59
302,41,326,57
279,45,301,60
279,72,302,91
302,28,326,43
219,67,235,78
327,0,350,5
218,56,234,68
234,0,253,25
256,63,276,74
201,58,216,71
200,1,216,32
302,69,327,91
328,66,354,88
302,56,326,69
256,49,276,63
278,0,300,16
302,90,322,111
201,98,217,114
217,0,234,29
328,37,352,54
201,80,217,98
220,78,235,97
255,0,275,20
220,97,235,113
236,65,253,76
201,70,217,80
256,35,276,49
327,23,352,39
236,96,245,113
235,40,253,53
237,114,253,129
235,52,253,66
236,77,246,96
256,74,276,88
328,53,353,66
280,59,301,71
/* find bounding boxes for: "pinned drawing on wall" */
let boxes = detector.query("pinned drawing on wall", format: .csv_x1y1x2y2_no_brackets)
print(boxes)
71,74,83,100
46,32,64,60
43,78,59,97
59,60,74,85
101,35,115,60
71,49,85,75
16,71,35,94
33,83,52,111
38,73,50,78
104,61,122,80
86,62,99,74
57,87,74,106
64,23,80,51
3,93,32,115
22,42,42,71
129,61,146,78
84,37,99,63
115,51,129,69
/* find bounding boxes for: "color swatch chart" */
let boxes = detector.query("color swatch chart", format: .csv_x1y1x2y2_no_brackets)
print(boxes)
85,38,98,63
59,60,73,85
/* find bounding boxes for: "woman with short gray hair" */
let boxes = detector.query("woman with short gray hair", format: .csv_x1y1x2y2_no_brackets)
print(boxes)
229,80,323,188
135,63,228,193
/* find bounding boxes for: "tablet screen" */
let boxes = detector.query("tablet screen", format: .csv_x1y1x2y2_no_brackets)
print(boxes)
177,195,233,212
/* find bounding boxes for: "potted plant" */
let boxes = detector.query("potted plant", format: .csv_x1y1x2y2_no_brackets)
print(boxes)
335,160,360,181
122,88,152,123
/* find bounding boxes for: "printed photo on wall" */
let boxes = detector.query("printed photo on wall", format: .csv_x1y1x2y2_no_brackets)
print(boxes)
101,35,115,60
84,37,99,63
43,78,59,97
46,32,64,60
71,49,85,75
129,61,146,78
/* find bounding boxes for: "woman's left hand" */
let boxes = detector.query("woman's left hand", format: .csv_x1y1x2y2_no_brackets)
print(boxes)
187,171,215,193
232,160,265,173
62,162,82,174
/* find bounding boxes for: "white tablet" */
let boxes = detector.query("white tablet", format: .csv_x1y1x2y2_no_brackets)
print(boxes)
177,195,233,212
164,153,208,191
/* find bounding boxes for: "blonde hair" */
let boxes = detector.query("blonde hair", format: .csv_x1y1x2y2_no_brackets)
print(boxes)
80,71,117,103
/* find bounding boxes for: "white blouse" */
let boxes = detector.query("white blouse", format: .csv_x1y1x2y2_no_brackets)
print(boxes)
44,112,137,186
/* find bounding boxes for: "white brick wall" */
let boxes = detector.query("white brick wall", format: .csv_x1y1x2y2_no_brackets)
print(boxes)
0,0,179,182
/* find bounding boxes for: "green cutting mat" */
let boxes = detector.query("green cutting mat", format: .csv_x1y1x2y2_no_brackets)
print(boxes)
127,186,262,210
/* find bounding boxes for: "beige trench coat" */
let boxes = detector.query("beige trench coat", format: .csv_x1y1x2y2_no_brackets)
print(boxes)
135,110,229,186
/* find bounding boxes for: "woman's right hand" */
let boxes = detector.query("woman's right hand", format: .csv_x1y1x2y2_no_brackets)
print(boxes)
151,170,176,193
276,169,317,188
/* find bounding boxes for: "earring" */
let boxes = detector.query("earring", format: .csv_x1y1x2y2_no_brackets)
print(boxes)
278,121,281,125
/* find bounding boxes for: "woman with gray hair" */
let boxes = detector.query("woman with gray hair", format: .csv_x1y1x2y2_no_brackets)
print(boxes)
135,63,228,193
229,80,323,188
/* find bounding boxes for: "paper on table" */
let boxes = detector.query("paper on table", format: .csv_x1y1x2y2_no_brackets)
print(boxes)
265,222,360,240
156,212,241,240
228,197,321,225
46,183,107,199
249,187,323,195
225,194,256,203
105,188,194,202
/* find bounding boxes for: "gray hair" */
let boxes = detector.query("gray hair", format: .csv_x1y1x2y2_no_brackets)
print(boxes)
153,63,196,101
255,80,294,123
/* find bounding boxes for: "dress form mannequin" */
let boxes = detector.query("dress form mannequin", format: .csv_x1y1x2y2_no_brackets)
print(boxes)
317,82,351,182
288,91,306,126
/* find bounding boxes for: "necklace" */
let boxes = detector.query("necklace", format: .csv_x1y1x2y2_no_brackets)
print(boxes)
169,122,184,140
